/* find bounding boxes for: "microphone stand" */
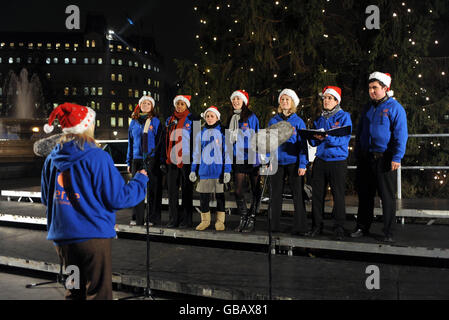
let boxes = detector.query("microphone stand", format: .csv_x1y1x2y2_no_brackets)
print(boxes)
120,119,171,300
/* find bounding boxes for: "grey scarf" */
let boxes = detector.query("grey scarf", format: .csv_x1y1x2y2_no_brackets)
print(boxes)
321,104,342,119
229,109,242,143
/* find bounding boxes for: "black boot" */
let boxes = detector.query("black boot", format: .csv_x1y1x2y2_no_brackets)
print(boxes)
234,199,248,232
243,195,260,233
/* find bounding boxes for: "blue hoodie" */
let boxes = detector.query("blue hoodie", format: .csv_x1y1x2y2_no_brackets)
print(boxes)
127,117,162,166
268,113,308,169
191,123,232,179
309,109,352,161
356,97,408,163
41,140,148,245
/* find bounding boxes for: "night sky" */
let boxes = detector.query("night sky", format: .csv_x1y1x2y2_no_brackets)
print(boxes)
0,0,198,82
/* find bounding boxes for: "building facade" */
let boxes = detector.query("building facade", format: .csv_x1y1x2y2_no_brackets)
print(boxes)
0,15,164,140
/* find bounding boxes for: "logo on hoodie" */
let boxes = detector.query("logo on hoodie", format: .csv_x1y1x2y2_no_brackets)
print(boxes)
54,172,81,205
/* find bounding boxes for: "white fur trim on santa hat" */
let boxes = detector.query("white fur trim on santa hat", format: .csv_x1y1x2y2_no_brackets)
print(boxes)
369,72,392,88
278,89,300,107
323,88,341,104
139,95,155,108
62,107,96,134
203,106,221,120
230,91,248,106
173,95,191,108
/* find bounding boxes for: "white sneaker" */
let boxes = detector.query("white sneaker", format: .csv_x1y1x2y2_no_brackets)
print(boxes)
130,220,136,226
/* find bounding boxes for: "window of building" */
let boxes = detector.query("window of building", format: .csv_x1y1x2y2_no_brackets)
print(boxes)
96,102,100,110
72,58,76,64
147,78,151,85
118,117,124,127
53,57,58,63
91,58,95,64
134,90,139,98
118,102,123,111
91,40,96,48
117,45,122,51
91,87,96,95
8,57,13,64
111,102,116,111
111,73,116,81
91,101,96,109
0,88,2,96
46,73,51,79
56,43,60,50
98,87,103,96
64,87,69,96
46,58,51,64
128,61,132,67
37,43,42,49
28,43,33,49
9,43,14,48
86,40,90,48
84,58,88,64
118,74,123,82
64,58,69,64
16,57,20,63
65,43,70,49
118,59,123,66
27,57,32,64
84,87,89,96
72,87,77,95
110,117,116,127
128,89,133,97
128,104,133,111
96,119,100,127
111,58,115,65
19,42,24,47
110,90,116,96
98,58,103,64
134,61,138,67
47,43,52,50
74,43,79,51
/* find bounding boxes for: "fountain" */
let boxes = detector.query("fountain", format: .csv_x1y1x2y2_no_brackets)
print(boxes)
0,68,48,177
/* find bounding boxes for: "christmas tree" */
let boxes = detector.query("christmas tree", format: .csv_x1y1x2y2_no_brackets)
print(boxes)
176,0,449,198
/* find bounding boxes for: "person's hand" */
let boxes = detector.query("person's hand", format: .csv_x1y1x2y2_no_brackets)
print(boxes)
313,134,327,141
298,168,307,176
139,169,148,176
391,161,401,171
127,166,131,173
189,172,197,182
223,172,231,184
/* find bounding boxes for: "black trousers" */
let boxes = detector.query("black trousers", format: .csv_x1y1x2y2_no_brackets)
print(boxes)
311,158,347,230
355,152,397,236
167,163,193,226
131,158,162,225
55,238,112,300
200,192,225,213
269,163,307,233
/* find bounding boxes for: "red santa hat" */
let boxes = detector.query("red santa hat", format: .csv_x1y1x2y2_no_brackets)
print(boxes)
230,90,249,106
369,71,394,97
139,95,155,108
202,105,221,120
44,103,96,134
278,88,300,107
320,86,342,104
173,95,191,108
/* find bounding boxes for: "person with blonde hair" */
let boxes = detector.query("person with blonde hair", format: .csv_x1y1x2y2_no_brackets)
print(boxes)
41,103,148,299
267,89,308,235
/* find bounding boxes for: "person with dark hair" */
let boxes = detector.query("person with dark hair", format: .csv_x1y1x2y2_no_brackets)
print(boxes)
268,89,309,235
228,90,261,233
190,106,231,231
162,95,197,228
308,86,352,240
127,95,163,226
41,103,148,300
351,72,408,243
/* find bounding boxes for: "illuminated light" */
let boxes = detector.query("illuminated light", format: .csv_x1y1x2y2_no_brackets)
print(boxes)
418,74,422,78
194,7,197,11
32,127,39,133
273,74,278,78
442,72,446,76
250,68,254,72
213,37,217,41
323,34,329,38
393,13,397,17
216,6,220,10
407,8,411,12
435,40,439,44
113,131,118,136
196,35,199,39
393,54,398,57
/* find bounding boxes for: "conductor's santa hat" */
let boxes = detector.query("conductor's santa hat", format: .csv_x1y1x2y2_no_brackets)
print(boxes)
43,103,96,134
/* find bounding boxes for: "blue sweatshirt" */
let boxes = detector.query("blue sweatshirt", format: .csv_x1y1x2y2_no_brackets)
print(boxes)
191,123,232,179
232,112,260,164
268,113,308,169
356,97,408,163
41,141,148,245
127,117,162,166
309,109,352,161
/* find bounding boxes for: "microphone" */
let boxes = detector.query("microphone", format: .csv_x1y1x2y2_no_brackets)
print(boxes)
166,119,178,128
250,121,295,153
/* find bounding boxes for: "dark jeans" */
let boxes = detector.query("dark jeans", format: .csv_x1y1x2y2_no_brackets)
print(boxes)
55,238,112,300
355,152,397,236
311,158,347,230
167,163,193,226
131,158,162,225
269,163,307,233
200,192,225,213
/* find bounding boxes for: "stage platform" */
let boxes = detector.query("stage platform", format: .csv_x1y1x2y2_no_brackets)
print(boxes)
1,177,449,299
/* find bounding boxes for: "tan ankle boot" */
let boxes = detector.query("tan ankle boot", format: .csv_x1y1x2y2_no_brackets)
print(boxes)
195,212,211,231
215,211,226,231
